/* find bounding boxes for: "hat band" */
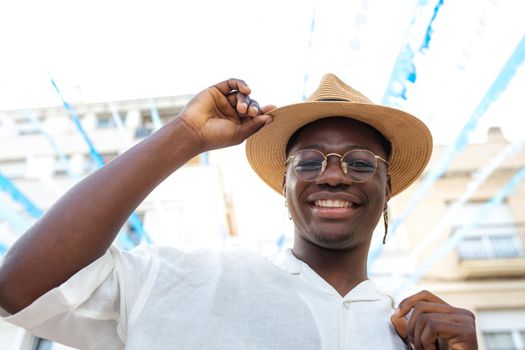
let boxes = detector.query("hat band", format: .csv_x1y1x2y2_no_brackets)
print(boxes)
317,98,351,102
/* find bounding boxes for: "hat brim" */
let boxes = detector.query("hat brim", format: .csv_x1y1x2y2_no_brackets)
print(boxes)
246,101,433,197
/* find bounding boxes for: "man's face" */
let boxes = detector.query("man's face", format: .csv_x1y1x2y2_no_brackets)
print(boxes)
285,117,391,251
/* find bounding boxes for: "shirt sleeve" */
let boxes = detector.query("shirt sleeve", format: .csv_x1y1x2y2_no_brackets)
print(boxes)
0,244,159,350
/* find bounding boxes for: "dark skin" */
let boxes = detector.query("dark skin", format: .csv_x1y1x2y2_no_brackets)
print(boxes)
0,79,476,349
0,78,275,314
285,117,478,349
392,290,478,350
285,117,391,295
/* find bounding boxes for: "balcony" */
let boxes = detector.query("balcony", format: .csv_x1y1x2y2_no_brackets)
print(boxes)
456,223,525,279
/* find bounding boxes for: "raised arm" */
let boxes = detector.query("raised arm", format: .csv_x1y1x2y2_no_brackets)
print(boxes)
0,78,274,314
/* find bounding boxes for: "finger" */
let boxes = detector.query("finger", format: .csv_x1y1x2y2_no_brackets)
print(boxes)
435,319,478,350
246,100,261,117
398,303,450,345
236,114,271,140
419,319,453,350
260,104,277,114
224,93,271,123
408,307,428,346
397,290,448,318
239,114,272,126
391,313,409,343
410,302,472,325
228,92,250,115
228,93,262,117
223,92,251,122
408,302,475,340
412,313,436,349
212,91,241,123
408,306,468,345
408,312,476,349
213,78,251,96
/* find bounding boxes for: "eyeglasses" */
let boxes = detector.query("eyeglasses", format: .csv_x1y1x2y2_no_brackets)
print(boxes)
286,149,389,183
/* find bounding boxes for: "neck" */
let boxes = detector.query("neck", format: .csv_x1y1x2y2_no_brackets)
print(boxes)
292,239,369,297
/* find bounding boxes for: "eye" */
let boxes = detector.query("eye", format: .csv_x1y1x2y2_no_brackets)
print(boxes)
295,159,323,172
345,160,375,172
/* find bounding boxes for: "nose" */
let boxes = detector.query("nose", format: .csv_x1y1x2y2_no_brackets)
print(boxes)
316,156,353,187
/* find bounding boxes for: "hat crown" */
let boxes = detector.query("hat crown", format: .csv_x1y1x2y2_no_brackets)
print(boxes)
306,73,373,104
246,73,433,198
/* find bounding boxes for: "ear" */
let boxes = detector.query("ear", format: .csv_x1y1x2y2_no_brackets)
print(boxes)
385,175,392,202
281,175,287,197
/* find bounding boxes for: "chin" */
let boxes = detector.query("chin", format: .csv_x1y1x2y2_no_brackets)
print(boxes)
310,230,356,249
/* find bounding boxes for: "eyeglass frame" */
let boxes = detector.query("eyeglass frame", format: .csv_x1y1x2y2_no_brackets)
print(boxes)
285,148,389,183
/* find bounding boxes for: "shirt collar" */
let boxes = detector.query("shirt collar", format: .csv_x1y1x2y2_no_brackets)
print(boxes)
271,248,302,274
271,248,385,302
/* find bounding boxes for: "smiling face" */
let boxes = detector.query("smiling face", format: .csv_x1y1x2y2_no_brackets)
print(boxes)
285,117,391,252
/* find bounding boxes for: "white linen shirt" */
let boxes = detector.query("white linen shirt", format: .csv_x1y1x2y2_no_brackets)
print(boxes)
2,245,406,349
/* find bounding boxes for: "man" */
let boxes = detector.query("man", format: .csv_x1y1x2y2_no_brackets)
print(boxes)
0,74,477,349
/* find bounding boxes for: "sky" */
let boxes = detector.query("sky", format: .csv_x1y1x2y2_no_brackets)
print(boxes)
1,0,525,144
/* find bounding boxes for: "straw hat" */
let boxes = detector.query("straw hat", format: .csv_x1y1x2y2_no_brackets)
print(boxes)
245,73,433,197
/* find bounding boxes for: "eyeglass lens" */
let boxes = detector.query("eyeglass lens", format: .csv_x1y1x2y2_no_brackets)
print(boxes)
292,149,378,182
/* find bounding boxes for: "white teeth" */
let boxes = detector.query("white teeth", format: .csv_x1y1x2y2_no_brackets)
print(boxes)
314,199,353,208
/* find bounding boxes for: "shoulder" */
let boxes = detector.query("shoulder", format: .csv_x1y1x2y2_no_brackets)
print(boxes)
375,285,398,310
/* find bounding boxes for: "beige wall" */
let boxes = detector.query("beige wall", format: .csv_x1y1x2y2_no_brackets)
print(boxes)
393,129,525,349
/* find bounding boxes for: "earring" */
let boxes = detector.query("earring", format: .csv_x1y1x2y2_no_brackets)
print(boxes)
284,200,292,220
283,182,292,220
382,205,388,244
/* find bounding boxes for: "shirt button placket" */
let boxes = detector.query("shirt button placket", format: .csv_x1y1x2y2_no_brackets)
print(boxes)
340,301,351,349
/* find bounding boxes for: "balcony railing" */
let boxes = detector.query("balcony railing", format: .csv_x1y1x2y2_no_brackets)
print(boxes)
456,223,525,261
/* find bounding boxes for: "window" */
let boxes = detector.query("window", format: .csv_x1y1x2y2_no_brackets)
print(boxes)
451,201,524,260
15,119,41,135
135,114,154,138
96,113,127,129
457,223,525,260
484,332,519,350
479,310,525,350
96,115,116,129
135,126,153,138
0,158,26,179
53,156,70,177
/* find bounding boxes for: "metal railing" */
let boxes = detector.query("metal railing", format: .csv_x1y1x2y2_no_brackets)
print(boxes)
455,222,525,260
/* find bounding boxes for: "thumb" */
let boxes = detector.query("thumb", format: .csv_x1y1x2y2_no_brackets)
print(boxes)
237,114,272,140
391,310,409,343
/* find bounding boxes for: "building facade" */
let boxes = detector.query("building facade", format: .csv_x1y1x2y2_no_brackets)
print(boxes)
0,96,524,349
379,127,525,350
